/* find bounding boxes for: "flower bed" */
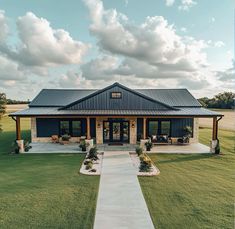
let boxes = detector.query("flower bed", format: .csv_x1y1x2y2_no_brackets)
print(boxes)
80,148,103,175
129,152,160,176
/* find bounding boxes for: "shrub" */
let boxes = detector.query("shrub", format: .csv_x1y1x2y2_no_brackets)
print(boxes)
87,147,99,161
90,169,97,173
61,134,71,141
139,154,152,172
145,140,153,151
135,146,143,156
12,141,20,154
24,141,32,152
85,161,93,170
79,140,89,151
84,160,91,165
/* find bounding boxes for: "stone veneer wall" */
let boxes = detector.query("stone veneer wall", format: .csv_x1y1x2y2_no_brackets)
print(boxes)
190,118,199,143
31,117,81,143
96,117,137,144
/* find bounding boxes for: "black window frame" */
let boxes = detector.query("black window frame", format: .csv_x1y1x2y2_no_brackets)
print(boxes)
59,119,82,137
110,92,122,99
147,119,172,137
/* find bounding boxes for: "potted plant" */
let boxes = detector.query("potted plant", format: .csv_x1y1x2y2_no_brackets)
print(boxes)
61,134,71,144
145,140,153,151
79,140,89,151
183,126,192,138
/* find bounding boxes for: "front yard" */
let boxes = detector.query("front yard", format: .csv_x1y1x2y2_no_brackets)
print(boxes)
139,128,235,229
0,116,99,229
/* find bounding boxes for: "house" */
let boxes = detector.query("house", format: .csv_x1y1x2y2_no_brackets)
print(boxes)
10,82,222,149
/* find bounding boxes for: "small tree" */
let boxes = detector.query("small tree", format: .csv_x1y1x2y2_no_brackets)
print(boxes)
0,93,6,132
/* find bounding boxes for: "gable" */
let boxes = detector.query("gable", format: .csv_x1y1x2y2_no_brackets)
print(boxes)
62,83,176,111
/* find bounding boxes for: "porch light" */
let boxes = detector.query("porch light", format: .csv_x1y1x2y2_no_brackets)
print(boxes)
131,121,135,128
97,122,101,128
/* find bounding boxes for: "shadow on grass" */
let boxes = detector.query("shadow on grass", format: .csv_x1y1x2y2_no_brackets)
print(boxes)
157,153,212,164
0,130,31,156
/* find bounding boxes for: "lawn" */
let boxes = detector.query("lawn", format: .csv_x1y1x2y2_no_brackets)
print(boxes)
139,127,235,229
0,116,99,229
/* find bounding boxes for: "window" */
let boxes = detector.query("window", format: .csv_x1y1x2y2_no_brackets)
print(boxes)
59,120,82,136
111,92,122,98
72,121,81,137
161,121,171,135
148,121,158,136
60,121,70,135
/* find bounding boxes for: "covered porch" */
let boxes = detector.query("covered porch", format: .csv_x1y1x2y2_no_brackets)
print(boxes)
24,142,210,154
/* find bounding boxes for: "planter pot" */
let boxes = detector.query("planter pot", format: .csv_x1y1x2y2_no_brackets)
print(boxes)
81,147,86,152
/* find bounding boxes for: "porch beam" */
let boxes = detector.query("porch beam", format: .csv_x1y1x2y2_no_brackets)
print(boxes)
87,117,91,140
143,117,146,139
16,117,21,140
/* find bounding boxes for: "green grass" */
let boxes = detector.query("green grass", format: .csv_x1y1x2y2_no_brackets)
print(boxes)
139,128,235,229
0,116,99,229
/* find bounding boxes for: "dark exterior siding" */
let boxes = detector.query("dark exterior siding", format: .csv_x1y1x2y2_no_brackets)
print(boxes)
146,118,193,137
90,118,96,138
36,118,59,137
36,118,87,137
137,118,143,141
171,118,193,137
66,86,169,110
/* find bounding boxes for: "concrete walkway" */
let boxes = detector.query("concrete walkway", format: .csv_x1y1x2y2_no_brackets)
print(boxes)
94,151,155,229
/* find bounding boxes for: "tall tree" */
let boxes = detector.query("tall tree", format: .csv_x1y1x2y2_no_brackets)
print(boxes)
0,93,6,132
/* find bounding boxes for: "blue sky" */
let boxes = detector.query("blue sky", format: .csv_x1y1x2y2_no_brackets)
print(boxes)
0,0,234,100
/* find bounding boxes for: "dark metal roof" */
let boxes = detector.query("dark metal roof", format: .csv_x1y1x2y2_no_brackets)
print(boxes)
29,83,201,108
136,89,202,107
29,89,95,107
10,107,222,117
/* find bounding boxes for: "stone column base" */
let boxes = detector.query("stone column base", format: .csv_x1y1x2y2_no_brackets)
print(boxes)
85,139,94,151
210,140,218,153
16,140,24,153
140,139,150,149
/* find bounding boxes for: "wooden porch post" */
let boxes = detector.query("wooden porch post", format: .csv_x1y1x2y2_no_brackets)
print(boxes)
212,117,217,140
16,117,21,140
143,117,146,139
87,117,91,140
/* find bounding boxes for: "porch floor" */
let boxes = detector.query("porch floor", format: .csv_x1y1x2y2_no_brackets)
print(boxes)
27,142,210,154
151,143,210,154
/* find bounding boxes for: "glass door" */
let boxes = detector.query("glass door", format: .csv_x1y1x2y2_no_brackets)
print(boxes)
103,121,110,142
112,122,121,141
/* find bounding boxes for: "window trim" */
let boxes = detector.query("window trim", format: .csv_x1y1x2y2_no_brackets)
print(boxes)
59,119,82,137
110,92,122,99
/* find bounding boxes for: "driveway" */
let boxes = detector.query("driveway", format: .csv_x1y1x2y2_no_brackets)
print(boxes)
94,151,155,229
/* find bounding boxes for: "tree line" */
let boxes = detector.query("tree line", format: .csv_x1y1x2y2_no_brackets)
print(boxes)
198,92,235,109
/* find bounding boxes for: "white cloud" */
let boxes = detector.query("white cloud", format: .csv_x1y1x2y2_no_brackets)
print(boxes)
214,41,225,48
1,12,89,68
180,27,187,32
0,55,25,81
211,17,215,23
0,10,8,42
165,0,175,6
178,0,197,11
83,0,210,89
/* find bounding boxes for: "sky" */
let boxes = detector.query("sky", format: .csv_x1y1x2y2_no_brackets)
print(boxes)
0,0,234,100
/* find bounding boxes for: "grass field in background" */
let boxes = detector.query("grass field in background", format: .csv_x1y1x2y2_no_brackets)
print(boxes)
0,116,99,229
139,128,235,229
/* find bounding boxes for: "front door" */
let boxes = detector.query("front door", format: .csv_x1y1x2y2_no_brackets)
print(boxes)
103,120,129,143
